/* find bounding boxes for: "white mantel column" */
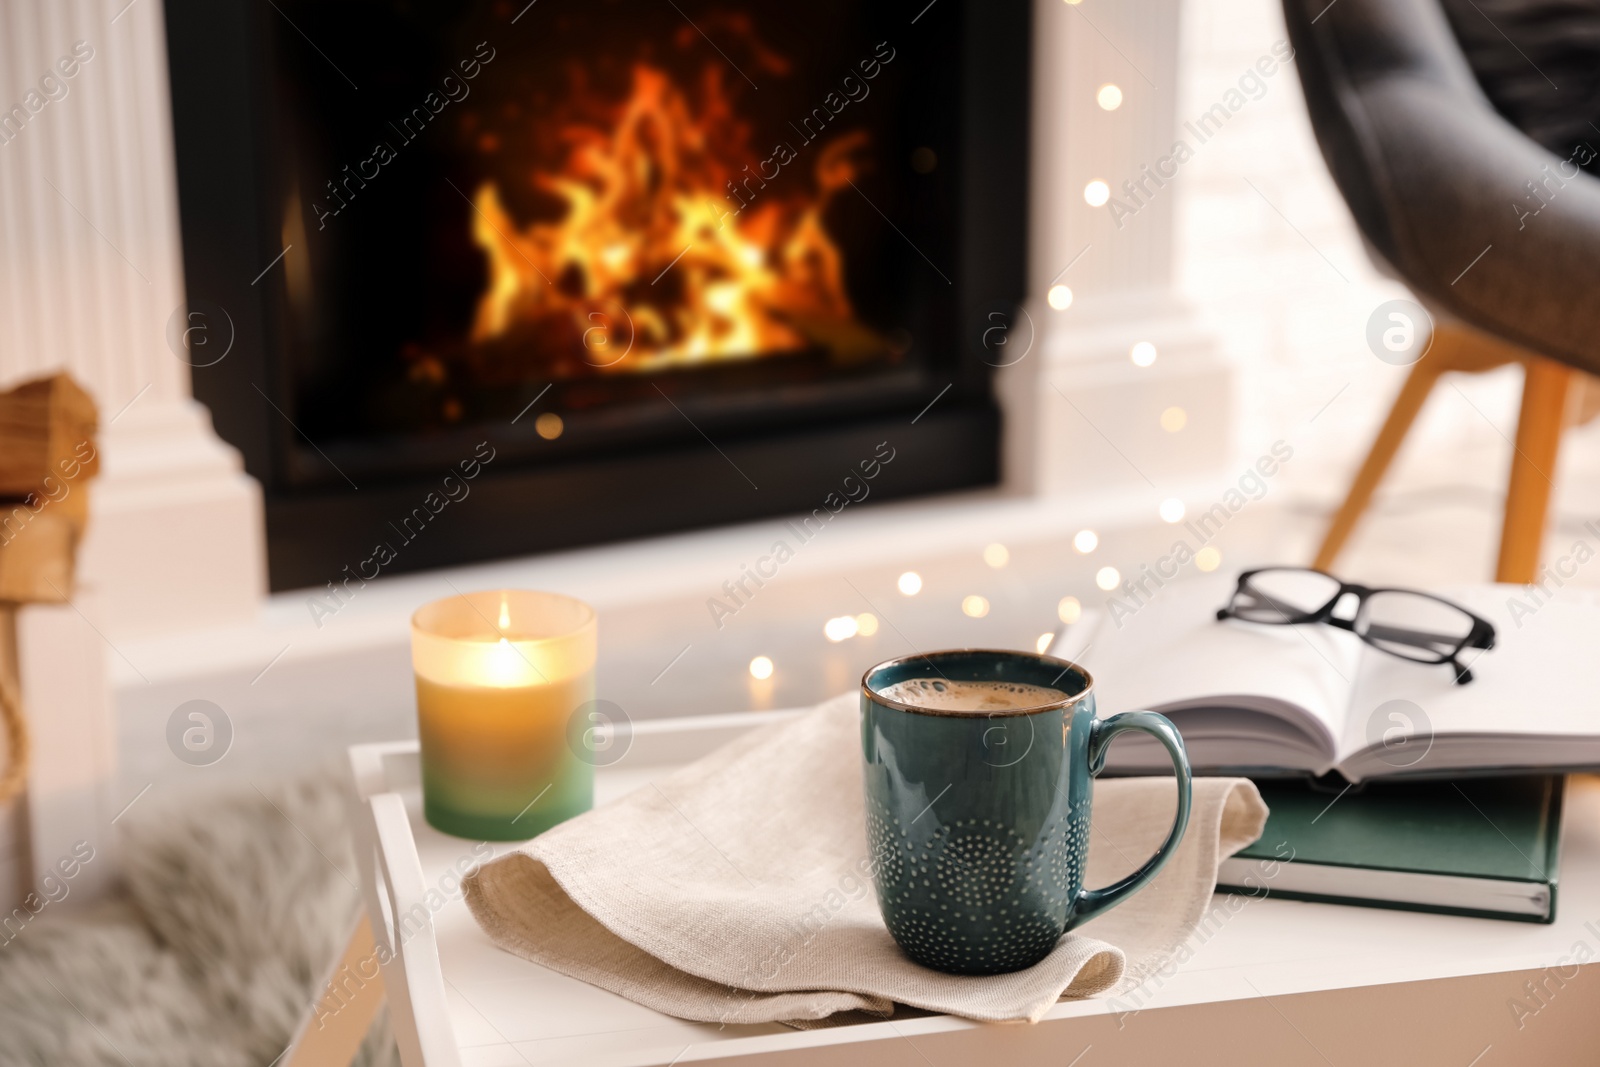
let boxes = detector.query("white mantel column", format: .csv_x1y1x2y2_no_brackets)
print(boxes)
0,0,265,906
0,0,264,637
1001,0,1233,496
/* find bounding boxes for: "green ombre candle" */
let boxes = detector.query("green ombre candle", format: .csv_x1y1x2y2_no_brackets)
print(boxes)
411,589,597,840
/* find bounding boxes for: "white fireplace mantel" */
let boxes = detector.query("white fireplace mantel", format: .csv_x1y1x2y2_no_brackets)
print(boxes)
0,0,263,903
0,0,1231,905
0,0,265,637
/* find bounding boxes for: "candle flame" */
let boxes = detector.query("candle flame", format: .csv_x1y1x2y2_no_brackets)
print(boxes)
498,597,511,632
485,634,533,686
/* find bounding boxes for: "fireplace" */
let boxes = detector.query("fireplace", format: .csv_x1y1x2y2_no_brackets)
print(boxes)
163,0,1030,591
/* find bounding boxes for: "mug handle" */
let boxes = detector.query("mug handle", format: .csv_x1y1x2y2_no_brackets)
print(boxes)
1068,710,1193,929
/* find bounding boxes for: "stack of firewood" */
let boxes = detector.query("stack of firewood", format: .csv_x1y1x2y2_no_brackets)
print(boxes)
0,373,99,804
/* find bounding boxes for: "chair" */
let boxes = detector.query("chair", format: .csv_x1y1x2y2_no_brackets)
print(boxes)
1282,0,1600,582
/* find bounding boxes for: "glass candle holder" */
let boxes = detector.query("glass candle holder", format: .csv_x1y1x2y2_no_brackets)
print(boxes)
411,589,597,840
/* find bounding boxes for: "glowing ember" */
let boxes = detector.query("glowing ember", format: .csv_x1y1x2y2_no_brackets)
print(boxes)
468,63,873,373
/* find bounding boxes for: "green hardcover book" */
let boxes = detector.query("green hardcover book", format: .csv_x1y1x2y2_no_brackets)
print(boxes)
1217,775,1564,923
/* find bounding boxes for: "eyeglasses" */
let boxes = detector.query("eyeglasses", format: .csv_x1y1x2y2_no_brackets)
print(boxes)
1215,567,1496,684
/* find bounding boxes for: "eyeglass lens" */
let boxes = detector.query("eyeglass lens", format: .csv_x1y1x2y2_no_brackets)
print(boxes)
1232,569,1342,622
1354,590,1476,663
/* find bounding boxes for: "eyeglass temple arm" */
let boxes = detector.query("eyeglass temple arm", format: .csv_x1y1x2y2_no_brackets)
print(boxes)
1361,621,1477,651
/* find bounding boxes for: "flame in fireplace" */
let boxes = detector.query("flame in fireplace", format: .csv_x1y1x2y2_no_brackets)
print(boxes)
467,63,871,372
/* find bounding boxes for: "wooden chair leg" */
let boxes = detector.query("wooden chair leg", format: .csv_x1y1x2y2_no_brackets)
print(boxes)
1496,359,1573,584
1314,357,1445,572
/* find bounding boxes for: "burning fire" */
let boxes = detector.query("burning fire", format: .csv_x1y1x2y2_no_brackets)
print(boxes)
467,63,872,373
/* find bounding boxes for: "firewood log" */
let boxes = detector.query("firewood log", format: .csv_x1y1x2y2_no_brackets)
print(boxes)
0,372,98,807
0,373,99,497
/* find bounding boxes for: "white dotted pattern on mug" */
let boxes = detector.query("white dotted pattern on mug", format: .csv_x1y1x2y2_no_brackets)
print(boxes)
867,799,1089,972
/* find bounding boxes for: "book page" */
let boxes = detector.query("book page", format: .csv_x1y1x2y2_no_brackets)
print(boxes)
1339,585,1600,764
1059,572,1364,758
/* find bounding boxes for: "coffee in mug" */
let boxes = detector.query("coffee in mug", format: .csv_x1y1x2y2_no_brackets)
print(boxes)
876,677,1069,714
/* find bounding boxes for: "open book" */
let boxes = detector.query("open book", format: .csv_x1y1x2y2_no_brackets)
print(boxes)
1052,573,1600,782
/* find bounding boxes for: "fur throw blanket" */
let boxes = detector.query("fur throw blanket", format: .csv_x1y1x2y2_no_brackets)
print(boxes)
0,774,396,1066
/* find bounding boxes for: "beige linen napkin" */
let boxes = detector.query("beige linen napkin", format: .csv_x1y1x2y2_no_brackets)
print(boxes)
464,693,1266,1025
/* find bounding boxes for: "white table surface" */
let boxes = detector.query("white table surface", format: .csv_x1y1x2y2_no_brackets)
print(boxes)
350,715,1600,1067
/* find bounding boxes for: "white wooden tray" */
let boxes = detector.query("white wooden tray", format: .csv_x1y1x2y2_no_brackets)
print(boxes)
347,712,1600,1066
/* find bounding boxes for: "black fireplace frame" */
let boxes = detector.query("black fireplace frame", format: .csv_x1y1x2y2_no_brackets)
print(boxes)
163,0,1031,592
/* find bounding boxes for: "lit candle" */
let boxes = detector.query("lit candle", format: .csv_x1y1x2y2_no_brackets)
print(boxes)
411,589,597,840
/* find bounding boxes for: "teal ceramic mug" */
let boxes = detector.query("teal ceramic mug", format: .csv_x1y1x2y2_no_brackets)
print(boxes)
860,649,1191,975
